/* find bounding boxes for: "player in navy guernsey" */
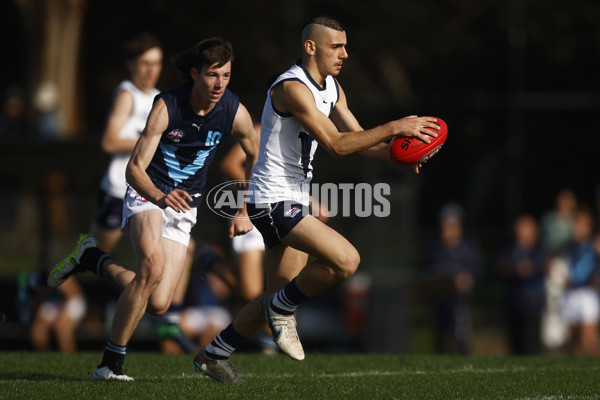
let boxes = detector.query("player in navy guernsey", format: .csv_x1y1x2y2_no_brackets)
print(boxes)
145,83,240,206
47,38,258,381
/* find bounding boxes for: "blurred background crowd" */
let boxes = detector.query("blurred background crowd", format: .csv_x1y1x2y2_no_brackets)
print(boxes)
1,0,599,356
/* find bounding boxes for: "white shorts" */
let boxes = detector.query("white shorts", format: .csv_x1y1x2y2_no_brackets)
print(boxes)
122,186,197,247
39,295,86,322
562,287,600,325
231,226,265,254
181,306,231,333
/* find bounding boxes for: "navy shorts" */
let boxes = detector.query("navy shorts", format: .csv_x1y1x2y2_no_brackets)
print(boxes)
246,201,310,249
94,189,124,229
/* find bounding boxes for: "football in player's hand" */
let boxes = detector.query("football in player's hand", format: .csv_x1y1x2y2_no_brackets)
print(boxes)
389,118,448,166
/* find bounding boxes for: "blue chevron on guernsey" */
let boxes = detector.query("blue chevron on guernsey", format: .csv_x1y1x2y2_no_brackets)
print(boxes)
145,83,239,208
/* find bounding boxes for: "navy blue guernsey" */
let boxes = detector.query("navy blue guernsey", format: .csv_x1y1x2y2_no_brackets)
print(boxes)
145,84,239,207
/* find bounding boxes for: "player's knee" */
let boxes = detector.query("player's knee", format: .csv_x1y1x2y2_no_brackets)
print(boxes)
138,254,164,288
147,294,171,315
147,302,170,316
335,248,360,281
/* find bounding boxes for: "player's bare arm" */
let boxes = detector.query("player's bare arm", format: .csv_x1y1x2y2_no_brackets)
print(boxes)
329,82,433,173
274,80,439,158
231,103,259,183
219,142,246,181
327,84,388,161
101,90,139,154
126,98,193,212
229,103,260,237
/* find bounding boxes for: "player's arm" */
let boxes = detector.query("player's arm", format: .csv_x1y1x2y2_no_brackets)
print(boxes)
126,98,193,212
231,103,259,182
219,142,246,181
229,103,260,237
273,80,439,158
222,109,260,183
328,85,390,161
329,82,427,173
100,90,139,154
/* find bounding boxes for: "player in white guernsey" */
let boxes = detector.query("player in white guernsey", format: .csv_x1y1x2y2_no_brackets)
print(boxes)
248,64,337,205
99,80,158,202
198,15,441,382
16,34,164,357
93,33,162,253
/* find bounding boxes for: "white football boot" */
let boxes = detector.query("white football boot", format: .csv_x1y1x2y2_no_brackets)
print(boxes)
260,295,305,361
93,365,134,382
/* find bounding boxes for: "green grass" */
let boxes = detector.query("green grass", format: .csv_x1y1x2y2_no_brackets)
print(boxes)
1,352,599,400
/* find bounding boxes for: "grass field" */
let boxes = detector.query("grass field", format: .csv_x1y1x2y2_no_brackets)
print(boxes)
1,351,599,400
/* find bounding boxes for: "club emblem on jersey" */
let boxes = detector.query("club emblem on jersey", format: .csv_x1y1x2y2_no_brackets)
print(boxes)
284,207,301,218
167,129,184,142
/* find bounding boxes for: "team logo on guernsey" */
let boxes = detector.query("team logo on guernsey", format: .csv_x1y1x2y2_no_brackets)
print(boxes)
284,207,301,218
167,129,184,142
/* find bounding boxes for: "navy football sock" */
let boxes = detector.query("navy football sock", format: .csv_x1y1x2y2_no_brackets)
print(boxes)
204,324,247,360
271,278,308,315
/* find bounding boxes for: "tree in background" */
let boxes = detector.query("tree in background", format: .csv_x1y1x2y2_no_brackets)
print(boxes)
14,0,87,139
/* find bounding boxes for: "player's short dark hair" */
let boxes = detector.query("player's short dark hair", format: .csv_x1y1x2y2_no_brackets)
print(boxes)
171,38,234,84
121,33,162,60
302,14,345,33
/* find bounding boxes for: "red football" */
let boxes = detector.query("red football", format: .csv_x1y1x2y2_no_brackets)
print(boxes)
388,118,448,165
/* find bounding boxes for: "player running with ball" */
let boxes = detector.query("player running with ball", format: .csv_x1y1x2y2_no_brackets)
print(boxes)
193,14,440,383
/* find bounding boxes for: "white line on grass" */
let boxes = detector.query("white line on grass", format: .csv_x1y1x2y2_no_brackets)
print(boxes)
169,364,600,380
514,397,600,400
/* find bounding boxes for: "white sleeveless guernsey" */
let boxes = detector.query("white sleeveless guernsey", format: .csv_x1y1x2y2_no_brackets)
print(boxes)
100,80,159,199
249,62,339,206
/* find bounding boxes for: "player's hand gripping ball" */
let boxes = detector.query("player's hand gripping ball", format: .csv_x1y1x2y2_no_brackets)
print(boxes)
389,118,448,166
